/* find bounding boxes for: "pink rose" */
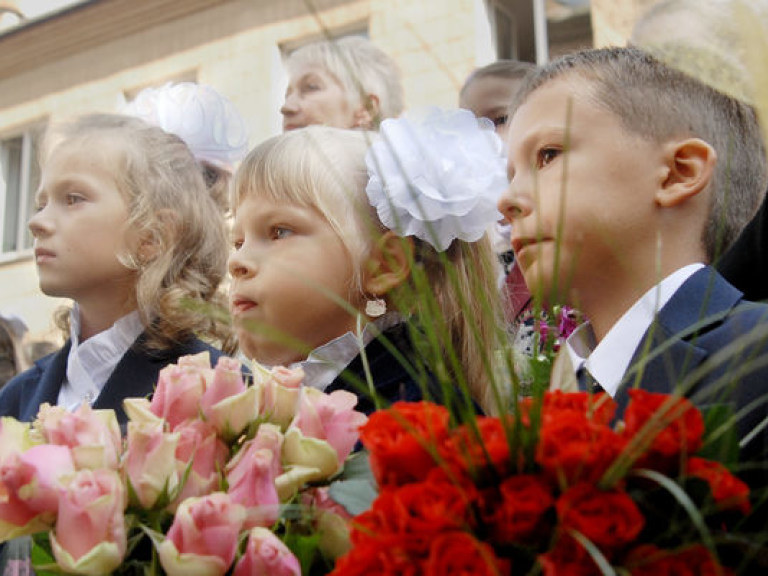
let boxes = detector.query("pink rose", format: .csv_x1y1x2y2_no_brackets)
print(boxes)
289,388,367,467
158,492,245,576
0,445,75,541
36,403,122,470
51,469,127,575
225,439,279,528
302,487,353,559
202,357,260,440
124,421,179,509
233,527,301,576
170,419,229,508
261,367,304,429
150,362,209,430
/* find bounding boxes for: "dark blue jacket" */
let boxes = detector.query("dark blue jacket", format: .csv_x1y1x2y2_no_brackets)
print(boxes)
616,267,768,466
0,333,225,424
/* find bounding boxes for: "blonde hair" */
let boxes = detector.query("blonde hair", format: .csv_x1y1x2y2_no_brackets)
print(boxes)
232,126,503,410
286,36,405,126
44,114,232,351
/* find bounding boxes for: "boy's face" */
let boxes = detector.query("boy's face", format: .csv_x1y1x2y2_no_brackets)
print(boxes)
498,76,665,308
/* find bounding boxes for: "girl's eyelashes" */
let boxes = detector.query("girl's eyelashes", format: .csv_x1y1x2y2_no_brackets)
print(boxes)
492,114,508,127
270,226,293,240
536,146,561,169
65,193,86,206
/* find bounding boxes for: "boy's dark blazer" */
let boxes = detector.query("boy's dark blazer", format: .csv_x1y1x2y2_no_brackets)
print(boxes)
0,333,225,424
615,266,768,463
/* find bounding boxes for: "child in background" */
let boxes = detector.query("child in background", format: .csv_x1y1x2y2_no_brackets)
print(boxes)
123,81,249,214
498,47,768,465
0,114,233,424
0,313,29,387
229,110,505,414
281,36,404,132
460,59,535,140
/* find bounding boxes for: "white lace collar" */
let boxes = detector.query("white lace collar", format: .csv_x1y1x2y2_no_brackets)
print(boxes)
288,312,405,391
58,306,145,411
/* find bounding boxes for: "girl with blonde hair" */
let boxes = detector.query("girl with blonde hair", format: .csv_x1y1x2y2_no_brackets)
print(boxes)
229,109,507,413
0,113,234,423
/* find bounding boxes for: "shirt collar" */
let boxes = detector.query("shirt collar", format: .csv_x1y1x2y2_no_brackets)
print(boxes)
60,306,145,411
288,312,405,391
565,263,704,397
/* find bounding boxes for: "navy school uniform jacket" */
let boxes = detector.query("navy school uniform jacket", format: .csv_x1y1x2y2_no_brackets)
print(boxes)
0,332,227,425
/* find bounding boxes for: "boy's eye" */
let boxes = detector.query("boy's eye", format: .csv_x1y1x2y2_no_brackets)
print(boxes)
270,226,293,240
536,147,560,169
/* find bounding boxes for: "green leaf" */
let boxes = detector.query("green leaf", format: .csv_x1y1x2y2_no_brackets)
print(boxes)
699,403,740,465
328,478,379,516
283,531,321,576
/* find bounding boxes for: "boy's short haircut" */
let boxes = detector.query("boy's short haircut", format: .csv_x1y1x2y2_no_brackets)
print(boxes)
510,46,768,261
459,59,536,100
286,36,405,122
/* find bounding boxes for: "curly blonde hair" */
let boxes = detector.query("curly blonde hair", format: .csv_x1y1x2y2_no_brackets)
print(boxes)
45,114,232,351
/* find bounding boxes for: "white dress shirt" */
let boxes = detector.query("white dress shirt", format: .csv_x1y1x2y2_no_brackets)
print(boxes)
58,306,145,411
565,263,704,397
288,312,404,391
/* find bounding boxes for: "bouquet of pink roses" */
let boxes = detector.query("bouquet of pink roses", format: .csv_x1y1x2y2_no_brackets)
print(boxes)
0,352,367,575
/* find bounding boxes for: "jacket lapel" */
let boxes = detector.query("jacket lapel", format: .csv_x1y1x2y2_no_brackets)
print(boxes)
20,342,71,421
615,267,741,414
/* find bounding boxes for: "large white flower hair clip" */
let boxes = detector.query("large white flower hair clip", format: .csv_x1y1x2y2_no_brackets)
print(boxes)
365,107,507,252
122,82,249,170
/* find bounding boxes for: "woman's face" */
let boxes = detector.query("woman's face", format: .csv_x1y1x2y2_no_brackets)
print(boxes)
281,63,363,131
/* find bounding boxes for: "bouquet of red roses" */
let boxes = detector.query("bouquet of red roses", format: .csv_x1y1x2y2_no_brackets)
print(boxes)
0,353,367,575
330,390,756,575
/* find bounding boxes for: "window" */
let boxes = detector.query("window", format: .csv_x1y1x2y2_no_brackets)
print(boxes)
1,125,43,260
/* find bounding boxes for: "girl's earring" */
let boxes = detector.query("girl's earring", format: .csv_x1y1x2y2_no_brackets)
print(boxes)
365,297,386,318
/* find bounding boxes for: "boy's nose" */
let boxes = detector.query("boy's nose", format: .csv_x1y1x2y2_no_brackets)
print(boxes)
497,185,533,223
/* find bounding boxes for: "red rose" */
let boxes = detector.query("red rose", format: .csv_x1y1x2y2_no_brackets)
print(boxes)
331,542,425,576
425,532,510,576
536,411,624,484
538,534,601,576
543,391,616,426
625,544,734,576
481,474,554,545
386,475,477,534
686,457,751,515
441,416,516,480
359,402,451,486
556,483,644,554
622,390,704,470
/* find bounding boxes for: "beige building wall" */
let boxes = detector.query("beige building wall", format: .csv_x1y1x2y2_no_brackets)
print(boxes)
0,0,492,341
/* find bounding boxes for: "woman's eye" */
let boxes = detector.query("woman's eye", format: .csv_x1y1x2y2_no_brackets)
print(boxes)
270,226,293,240
536,147,560,169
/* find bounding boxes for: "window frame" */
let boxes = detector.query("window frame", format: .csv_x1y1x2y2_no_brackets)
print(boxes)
1,121,45,263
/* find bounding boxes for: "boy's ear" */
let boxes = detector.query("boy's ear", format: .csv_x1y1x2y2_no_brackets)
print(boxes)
656,137,717,207
354,94,380,129
363,231,413,296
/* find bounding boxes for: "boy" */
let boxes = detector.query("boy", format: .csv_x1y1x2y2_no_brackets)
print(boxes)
497,47,768,464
